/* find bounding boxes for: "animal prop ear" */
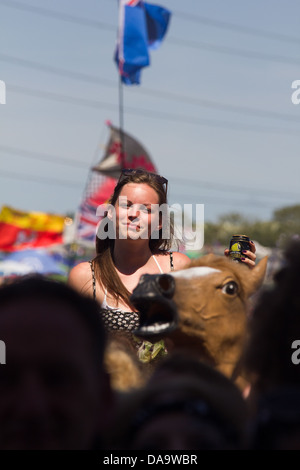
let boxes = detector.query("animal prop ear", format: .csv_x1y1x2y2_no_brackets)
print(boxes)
244,256,268,297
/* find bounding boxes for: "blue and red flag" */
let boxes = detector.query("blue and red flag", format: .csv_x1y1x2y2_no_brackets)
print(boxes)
115,0,171,85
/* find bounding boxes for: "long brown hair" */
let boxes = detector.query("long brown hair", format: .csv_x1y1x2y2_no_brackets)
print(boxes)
93,170,174,309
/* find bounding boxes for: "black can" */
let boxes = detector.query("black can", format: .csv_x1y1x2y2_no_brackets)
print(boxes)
229,234,250,262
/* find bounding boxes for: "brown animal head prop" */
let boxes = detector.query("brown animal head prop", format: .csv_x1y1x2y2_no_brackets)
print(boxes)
131,254,268,382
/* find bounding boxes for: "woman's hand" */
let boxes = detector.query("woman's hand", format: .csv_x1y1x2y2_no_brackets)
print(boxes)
224,240,256,268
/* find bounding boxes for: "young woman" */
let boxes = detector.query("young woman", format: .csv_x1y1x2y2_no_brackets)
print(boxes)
68,169,256,338
68,169,191,337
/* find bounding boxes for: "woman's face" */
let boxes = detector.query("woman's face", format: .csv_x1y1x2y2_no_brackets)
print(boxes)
113,183,161,241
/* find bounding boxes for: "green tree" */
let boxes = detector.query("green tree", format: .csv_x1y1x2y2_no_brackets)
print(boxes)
202,204,300,248
272,204,300,247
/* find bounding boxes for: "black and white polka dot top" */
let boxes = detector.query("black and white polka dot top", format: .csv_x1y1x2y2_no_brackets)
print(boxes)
89,252,174,333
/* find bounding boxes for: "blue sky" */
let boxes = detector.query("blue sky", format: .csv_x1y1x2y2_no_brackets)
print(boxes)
1,0,300,224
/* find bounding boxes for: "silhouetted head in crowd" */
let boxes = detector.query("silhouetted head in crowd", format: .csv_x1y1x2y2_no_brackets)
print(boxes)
109,352,248,450
0,275,114,450
242,239,300,396
240,239,300,448
247,386,300,450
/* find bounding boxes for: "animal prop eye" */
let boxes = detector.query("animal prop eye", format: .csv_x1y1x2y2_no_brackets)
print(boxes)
222,281,238,295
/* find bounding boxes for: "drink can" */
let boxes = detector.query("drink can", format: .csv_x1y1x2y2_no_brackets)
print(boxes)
229,234,250,262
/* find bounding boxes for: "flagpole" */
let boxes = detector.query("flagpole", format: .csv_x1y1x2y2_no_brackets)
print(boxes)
119,74,125,169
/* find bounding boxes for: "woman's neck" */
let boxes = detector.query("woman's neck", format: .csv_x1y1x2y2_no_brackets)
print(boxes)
113,240,153,274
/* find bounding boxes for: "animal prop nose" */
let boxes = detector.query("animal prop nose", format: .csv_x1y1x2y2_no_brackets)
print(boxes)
130,273,178,339
155,274,175,298
133,273,175,300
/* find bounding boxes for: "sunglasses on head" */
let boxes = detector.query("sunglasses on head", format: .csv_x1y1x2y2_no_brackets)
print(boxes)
117,168,168,193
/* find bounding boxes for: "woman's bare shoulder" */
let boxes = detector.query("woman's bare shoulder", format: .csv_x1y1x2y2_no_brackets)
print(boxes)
67,261,93,295
155,250,191,271
171,251,191,270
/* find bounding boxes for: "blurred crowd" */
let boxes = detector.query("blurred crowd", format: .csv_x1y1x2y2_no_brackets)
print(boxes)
0,239,300,450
